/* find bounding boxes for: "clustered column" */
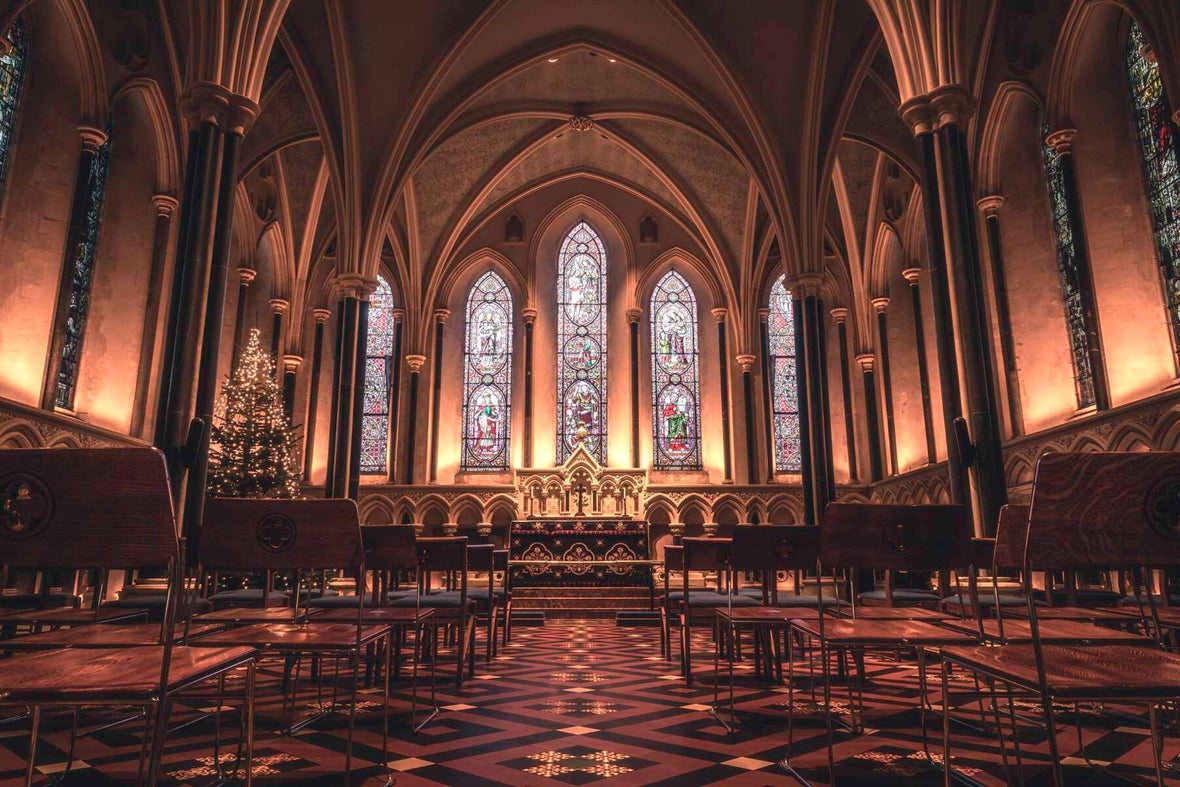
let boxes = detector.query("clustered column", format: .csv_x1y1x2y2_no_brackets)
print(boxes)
230,267,257,369
303,307,332,482
872,297,898,476
324,274,376,500
130,194,178,438
975,197,1023,437
789,274,835,524
901,268,938,461
858,353,884,482
830,308,859,482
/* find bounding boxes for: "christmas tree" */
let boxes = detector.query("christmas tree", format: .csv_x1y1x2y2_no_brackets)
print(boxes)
207,327,301,498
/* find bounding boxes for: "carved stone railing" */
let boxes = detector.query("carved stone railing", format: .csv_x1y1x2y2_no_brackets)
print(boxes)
0,397,144,449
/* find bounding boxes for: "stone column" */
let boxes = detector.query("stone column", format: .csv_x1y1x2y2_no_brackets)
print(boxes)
230,267,257,369
757,307,774,482
281,354,302,417
628,308,642,468
42,125,109,411
441,522,459,537
872,297,898,475
831,308,859,482
1044,128,1110,412
130,194,178,438
428,308,449,483
303,308,331,482
268,298,289,359
403,354,427,484
858,354,884,482
902,88,1007,532
522,307,538,467
711,308,734,483
325,274,377,500
386,308,405,482
901,268,938,462
975,197,1023,437
792,290,813,523
736,354,758,484
790,274,834,523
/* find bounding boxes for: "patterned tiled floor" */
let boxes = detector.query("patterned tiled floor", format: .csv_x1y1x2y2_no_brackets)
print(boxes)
0,620,1175,784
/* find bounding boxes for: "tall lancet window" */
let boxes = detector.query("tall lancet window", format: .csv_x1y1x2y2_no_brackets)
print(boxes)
54,124,112,410
0,20,27,205
1126,20,1180,355
557,221,607,462
462,271,513,470
768,276,802,472
360,275,395,474
650,271,701,469
1041,123,1096,408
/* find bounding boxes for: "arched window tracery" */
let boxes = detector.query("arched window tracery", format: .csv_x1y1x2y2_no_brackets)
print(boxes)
0,19,27,208
360,275,395,474
768,276,801,473
461,271,513,470
1126,20,1180,360
650,270,701,470
557,221,607,462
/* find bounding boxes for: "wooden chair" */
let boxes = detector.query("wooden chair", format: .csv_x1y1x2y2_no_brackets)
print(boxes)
0,447,256,786
185,497,388,781
390,536,477,687
658,544,683,659
467,544,506,662
678,537,761,687
782,503,979,785
942,451,1180,785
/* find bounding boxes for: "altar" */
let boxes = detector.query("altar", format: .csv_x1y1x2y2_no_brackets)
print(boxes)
508,519,651,588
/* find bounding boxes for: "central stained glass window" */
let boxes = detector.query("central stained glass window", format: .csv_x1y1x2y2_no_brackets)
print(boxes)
557,221,607,462
768,276,802,472
462,271,513,470
360,275,395,474
1126,20,1180,361
650,270,701,469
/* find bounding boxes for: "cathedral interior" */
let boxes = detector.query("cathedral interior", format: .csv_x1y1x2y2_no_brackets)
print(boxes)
3,0,1180,784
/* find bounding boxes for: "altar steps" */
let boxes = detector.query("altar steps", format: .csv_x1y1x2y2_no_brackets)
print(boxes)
511,587,656,619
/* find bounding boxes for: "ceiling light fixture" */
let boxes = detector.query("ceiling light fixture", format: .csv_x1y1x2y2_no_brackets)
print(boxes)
547,57,559,63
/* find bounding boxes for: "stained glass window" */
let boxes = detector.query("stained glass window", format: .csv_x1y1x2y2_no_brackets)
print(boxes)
1042,122,1096,408
54,123,112,410
557,221,607,462
360,275,396,474
1126,21,1180,357
462,271,513,470
650,271,701,469
768,277,801,472
0,19,27,206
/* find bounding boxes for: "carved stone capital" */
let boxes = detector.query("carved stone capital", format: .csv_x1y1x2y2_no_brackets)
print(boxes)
521,307,539,325
735,353,757,373
928,84,976,128
709,307,728,322
702,522,719,537
871,297,890,314
392,307,406,322
434,308,451,324
441,522,460,536
976,194,1005,217
405,354,427,373
179,82,260,135
476,522,493,537
1044,128,1078,155
269,298,290,315
783,272,824,298
78,125,108,153
237,267,258,285
856,353,876,373
334,273,379,300
312,308,332,324
830,307,849,324
899,96,936,136
902,267,922,286
756,307,770,322
626,308,643,324
151,194,179,218
282,354,303,373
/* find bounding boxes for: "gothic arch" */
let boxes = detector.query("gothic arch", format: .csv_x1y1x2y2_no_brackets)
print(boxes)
109,78,180,196
435,247,527,313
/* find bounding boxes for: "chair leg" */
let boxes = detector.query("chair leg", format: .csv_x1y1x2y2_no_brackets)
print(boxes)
681,612,693,687
244,661,256,787
23,705,40,787
1039,689,1063,786
344,654,360,779
145,698,173,787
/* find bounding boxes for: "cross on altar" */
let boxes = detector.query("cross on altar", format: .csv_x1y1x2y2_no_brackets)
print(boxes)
573,481,588,516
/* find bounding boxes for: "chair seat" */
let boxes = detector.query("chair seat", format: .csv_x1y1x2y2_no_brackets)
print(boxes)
390,593,475,609
682,592,762,608
860,588,940,604
838,607,949,621
187,622,389,651
315,607,433,624
941,618,1150,645
1118,594,1180,606
104,594,211,612
0,623,226,650
207,589,290,604
942,644,1180,699
718,607,816,624
0,593,79,610
791,618,977,645
304,594,382,608
1033,588,1123,606
194,607,318,624
1008,605,1135,622
0,645,255,703
773,593,844,608
0,606,148,627
942,593,1029,608
464,588,508,601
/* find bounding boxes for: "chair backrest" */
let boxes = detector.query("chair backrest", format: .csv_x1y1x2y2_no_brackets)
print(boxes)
663,544,684,571
468,544,495,571
730,525,820,571
993,504,1030,571
820,502,973,571
0,448,177,569
682,537,732,572
360,524,418,572
201,498,362,571
417,536,469,572
1026,451,1180,571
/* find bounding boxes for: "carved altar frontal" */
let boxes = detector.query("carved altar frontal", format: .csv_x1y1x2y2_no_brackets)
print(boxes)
509,519,650,587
